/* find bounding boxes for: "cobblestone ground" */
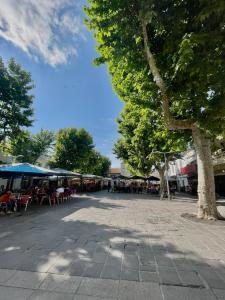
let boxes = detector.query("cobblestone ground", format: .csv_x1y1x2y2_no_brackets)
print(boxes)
0,191,225,300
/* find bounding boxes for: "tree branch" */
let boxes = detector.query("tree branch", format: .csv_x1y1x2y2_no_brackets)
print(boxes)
140,16,194,130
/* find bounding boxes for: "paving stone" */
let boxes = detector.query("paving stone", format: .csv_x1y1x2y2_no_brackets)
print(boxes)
158,268,182,285
101,265,121,280
178,270,205,287
77,278,119,298
1,192,225,299
136,282,163,300
139,256,155,266
68,261,87,276
155,256,174,267
213,288,225,300
173,259,195,271
162,285,217,300
0,253,23,270
18,256,52,273
45,256,71,275
118,281,163,300
29,290,74,300
74,296,116,300
197,267,225,289
82,263,103,278
139,246,152,256
0,286,33,300
121,268,139,281
140,271,159,283
139,264,156,272
106,255,122,267
122,255,139,270
5,270,47,289
92,251,107,263
118,280,136,300
124,245,138,254
0,269,16,283
39,274,81,293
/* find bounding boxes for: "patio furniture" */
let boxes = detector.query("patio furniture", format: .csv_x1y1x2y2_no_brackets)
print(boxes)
64,190,71,201
0,202,7,214
18,195,31,212
39,193,49,205
49,192,57,206
58,192,64,204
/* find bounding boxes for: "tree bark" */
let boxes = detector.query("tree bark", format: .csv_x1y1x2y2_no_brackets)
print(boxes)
140,16,193,130
192,127,218,219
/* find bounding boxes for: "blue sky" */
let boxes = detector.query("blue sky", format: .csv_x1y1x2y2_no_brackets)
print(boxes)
0,0,123,167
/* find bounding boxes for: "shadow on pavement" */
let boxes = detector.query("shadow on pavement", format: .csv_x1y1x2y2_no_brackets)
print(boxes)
0,191,224,299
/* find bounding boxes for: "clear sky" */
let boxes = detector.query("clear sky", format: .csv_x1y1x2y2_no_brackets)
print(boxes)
0,0,123,167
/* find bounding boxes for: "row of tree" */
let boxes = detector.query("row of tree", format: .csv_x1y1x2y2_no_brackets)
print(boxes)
113,102,189,195
85,0,225,219
0,58,111,177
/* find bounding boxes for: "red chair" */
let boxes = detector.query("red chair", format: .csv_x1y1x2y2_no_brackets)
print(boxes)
58,192,64,204
70,189,76,196
64,190,70,201
49,192,57,206
19,195,31,212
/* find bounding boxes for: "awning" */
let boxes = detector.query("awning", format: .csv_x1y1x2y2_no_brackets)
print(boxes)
128,175,145,180
127,175,160,181
0,163,56,177
145,176,160,181
117,175,131,179
52,168,81,177
82,174,103,179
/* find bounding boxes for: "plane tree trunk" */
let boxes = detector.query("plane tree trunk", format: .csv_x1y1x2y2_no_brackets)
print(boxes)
192,127,218,219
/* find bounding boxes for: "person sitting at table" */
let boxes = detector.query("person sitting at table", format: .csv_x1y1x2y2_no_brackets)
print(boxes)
56,186,64,194
0,191,15,212
0,185,6,197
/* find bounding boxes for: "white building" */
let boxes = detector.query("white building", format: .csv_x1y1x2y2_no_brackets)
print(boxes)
168,149,197,191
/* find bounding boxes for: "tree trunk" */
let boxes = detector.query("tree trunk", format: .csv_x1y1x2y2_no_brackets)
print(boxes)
192,127,218,219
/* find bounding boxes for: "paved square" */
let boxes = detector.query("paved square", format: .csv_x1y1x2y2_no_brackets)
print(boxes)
0,191,225,299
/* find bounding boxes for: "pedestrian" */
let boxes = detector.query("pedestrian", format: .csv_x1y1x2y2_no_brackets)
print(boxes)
107,180,111,192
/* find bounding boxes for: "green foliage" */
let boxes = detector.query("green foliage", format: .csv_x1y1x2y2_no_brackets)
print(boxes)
84,150,111,176
0,57,34,143
114,102,188,176
85,0,225,136
50,127,111,175
49,128,94,171
9,129,54,164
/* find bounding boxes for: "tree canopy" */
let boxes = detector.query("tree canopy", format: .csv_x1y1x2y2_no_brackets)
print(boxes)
49,127,110,176
114,102,188,178
0,57,34,143
85,0,225,218
49,128,94,171
85,0,225,134
9,129,54,164
85,149,111,177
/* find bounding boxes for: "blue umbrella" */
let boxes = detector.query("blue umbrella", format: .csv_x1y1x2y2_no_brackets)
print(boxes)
0,163,56,177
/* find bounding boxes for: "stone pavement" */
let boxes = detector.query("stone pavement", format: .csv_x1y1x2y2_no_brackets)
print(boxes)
0,191,225,299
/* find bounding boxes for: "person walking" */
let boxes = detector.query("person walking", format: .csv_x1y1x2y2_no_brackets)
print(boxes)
107,180,111,192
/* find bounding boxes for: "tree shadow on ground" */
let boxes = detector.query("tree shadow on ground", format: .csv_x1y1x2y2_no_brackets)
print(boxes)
0,192,225,299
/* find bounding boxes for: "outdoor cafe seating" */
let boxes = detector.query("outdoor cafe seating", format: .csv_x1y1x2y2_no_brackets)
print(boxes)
0,163,80,215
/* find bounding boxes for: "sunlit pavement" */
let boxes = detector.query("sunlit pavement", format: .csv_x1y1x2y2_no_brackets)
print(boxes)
0,191,225,300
